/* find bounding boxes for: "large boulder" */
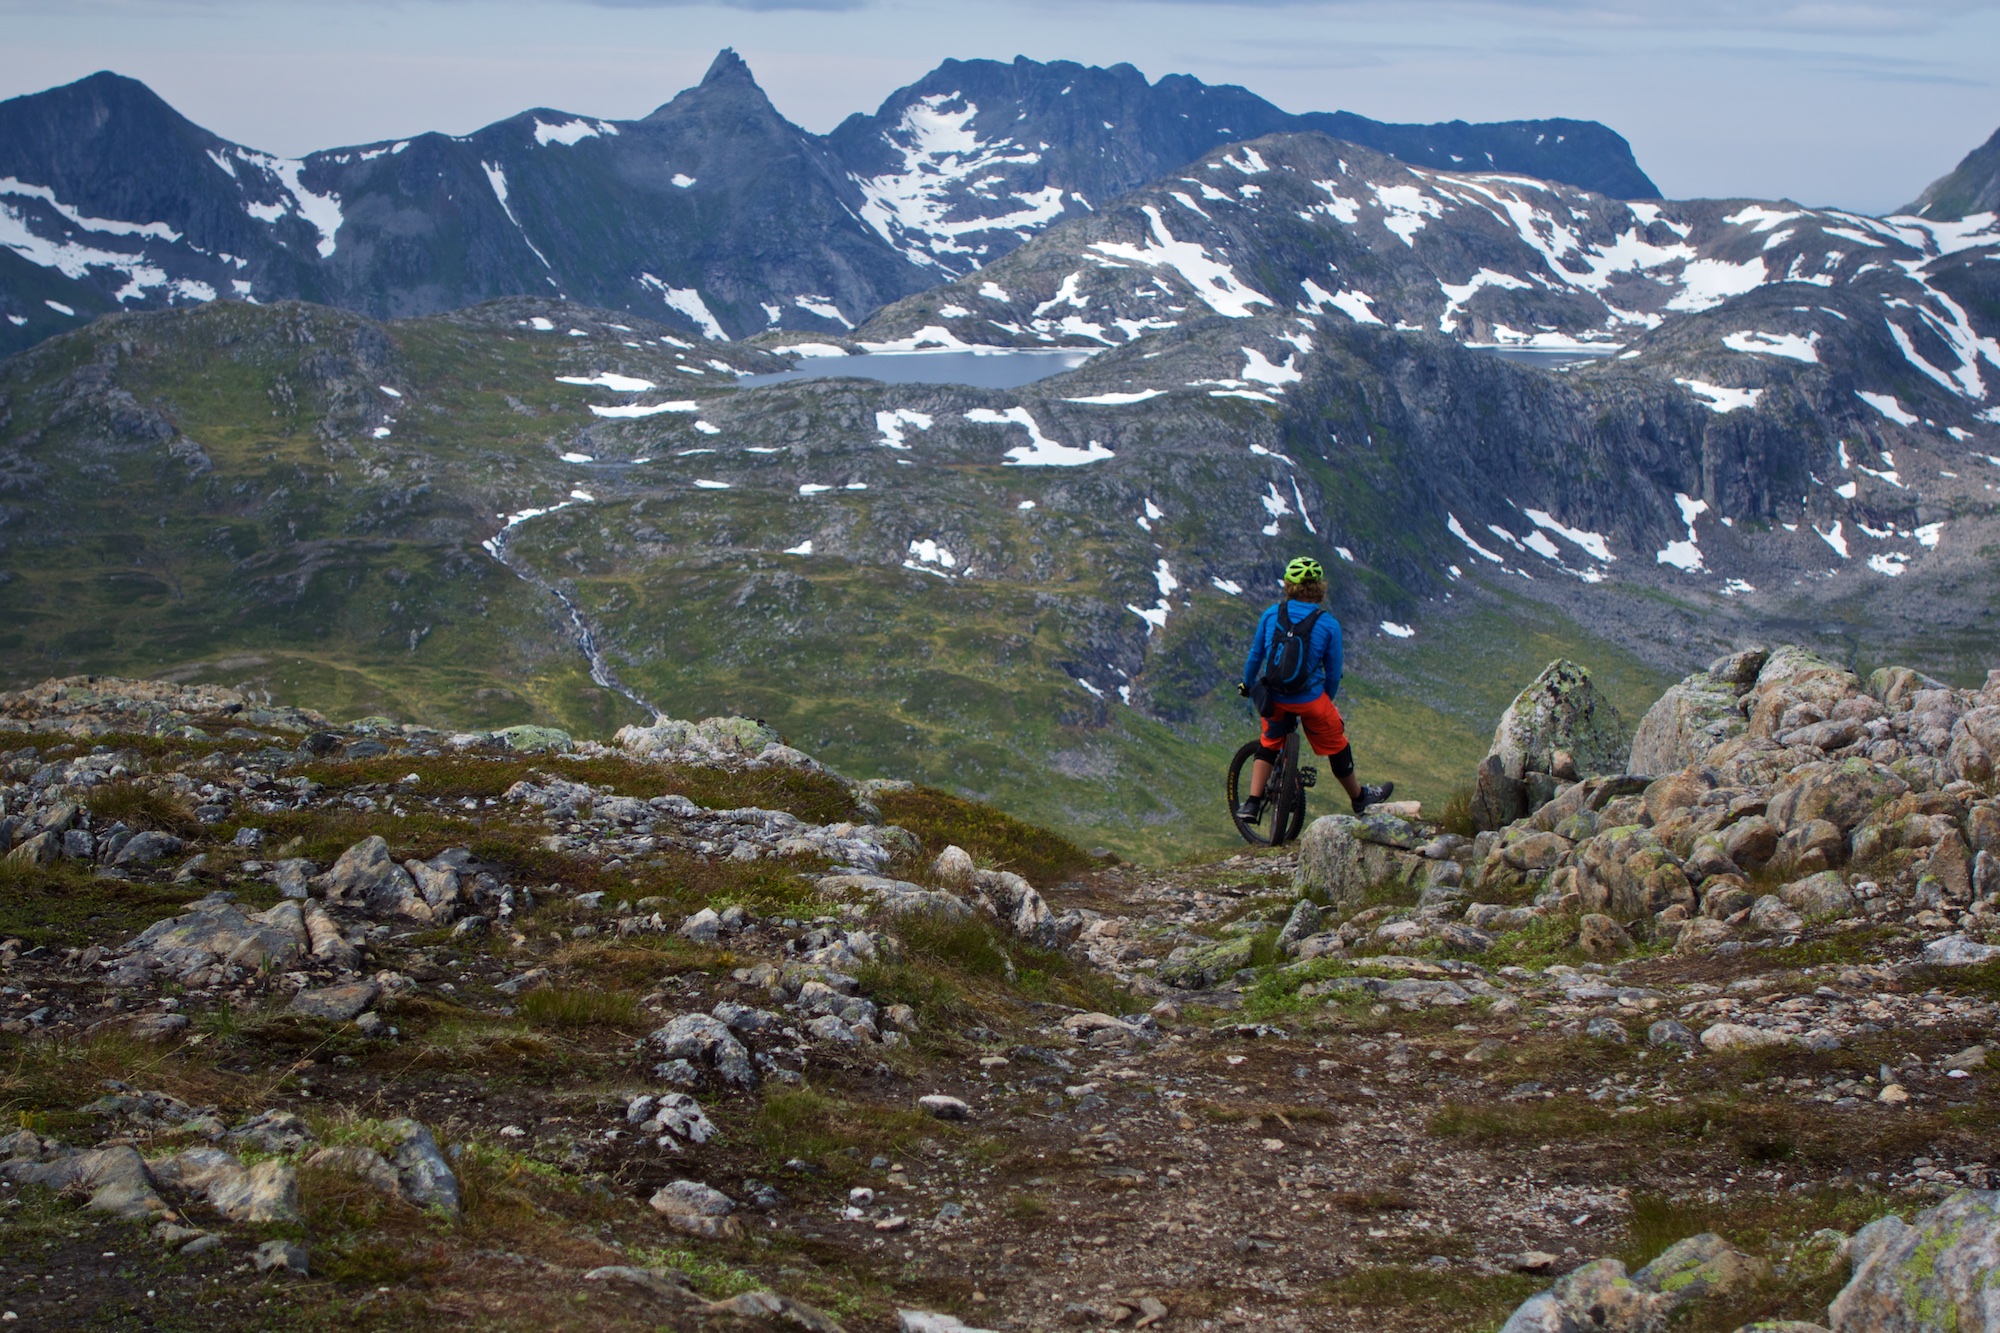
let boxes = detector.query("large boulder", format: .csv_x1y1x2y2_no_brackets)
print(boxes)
1295,813,1432,907
1491,659,1631,778
319,837,430,920
1479,662,1629,829
1768,760,1909,835
1499,1233,1767,1333
1828,1189,2000,1331
1629,651,1767,775
123,894,309,980
650,1014,757,1088
1575,827,1694,921
1744,647,1866,740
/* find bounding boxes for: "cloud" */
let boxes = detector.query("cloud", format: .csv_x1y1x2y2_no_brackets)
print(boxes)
1014,0,2000,36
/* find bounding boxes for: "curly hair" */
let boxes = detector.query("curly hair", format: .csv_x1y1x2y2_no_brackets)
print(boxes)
1284,577,1327,603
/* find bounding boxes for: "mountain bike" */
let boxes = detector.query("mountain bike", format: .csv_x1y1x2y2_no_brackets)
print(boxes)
1228,732,1314,846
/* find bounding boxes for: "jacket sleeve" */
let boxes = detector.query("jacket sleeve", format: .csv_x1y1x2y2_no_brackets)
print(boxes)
1242,607,1272,691
1323,616,1344,698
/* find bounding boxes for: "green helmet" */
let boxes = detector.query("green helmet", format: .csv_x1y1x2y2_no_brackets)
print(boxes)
1285,555,1325,583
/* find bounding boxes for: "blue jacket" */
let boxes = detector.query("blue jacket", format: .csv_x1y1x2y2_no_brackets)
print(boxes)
1243,600,1343,705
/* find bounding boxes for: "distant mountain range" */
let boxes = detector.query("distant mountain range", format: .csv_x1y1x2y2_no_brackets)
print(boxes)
2,51,1998,854
0,51,1660,355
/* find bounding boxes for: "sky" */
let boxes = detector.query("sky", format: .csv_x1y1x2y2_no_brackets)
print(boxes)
3,0,1998,213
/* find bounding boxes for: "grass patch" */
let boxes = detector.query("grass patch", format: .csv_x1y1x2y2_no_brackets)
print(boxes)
626,1245,763,1299
1434,785,1476,839
300,751,859,825
82,779,202,837
0,857,210,948
746,1084,939,1180
1610,1187,1895,1333
517,987,643,1031
872,785,1093,883
1912,957,2000,1001
1321,1265,1545,1330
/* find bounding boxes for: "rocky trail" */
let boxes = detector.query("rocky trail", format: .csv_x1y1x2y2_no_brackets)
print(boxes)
1,652,1998,1332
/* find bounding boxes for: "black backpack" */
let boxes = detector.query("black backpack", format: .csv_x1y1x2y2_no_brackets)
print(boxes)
1258,605,1324,705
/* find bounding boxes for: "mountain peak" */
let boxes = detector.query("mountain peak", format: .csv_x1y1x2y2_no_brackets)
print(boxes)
1901,123,2000,219
702,48,755,89
646,47,776,121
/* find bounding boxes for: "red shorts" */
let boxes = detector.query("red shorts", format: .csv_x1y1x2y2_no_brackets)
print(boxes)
1260,694,1349,756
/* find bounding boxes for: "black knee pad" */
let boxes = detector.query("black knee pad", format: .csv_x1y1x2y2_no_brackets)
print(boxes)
1256,744,1284,765
1327,744,1356,779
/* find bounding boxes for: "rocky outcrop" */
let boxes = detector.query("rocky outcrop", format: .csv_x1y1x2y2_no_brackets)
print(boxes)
1473,660,1628,830
1628,649,1766,775
1827,1190,2000,1331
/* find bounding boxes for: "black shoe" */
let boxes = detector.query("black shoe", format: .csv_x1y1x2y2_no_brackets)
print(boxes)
1235,796,1266,821
1352,782,1394,814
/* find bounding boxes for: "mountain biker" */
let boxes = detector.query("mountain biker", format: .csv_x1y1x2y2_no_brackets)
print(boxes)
1235,555,1393,822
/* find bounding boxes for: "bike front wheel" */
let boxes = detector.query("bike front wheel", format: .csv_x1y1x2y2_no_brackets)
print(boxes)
1227,741,1276,845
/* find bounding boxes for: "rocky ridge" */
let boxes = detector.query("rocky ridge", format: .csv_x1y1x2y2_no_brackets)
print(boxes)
0,55,1657,355
2,656,1998,1330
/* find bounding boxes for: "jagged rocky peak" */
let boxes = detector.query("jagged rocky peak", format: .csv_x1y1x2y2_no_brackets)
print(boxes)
648,47,777,117
1903,123,2000,220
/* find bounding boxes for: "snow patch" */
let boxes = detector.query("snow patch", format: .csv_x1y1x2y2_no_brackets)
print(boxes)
1676,379,1763,414
1856,391,1918,426
1380,621,1415,639
783,540,814,556
964,407,1113,467
557,372,655,392
1064,390,1163,405
1088,206,1273,319
1447,514,1505,564
1127,560,1179,632
533,118,618,147
588,400,699,419
639,274,728,341
1723,330,1819,363
1655,492,1707,572
875,408,934,449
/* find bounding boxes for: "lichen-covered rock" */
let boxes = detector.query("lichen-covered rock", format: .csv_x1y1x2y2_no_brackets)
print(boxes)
1633,1232,1768,1305
1827,1189,2000,1331
319,836,430,919
1576,827,1693,920
1629,654,1766,775
818,874,973,920
1578,913,1634,957
1489,660,1630,783
1276,900,1323,954
383,1119,460,1214
491,724,574,753
1499,1257,1675,1333
616,716,784,766
1295,814,1431,907
1948,706,2000,784
1745,647,1867,740
650,1179,741,1239
1158,936,1255,989
651,1013,758,1087
1,1145,170,1221
1768,760,1909,836
123,894,309,980
288,980,380,1022
1780,872,1856,921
